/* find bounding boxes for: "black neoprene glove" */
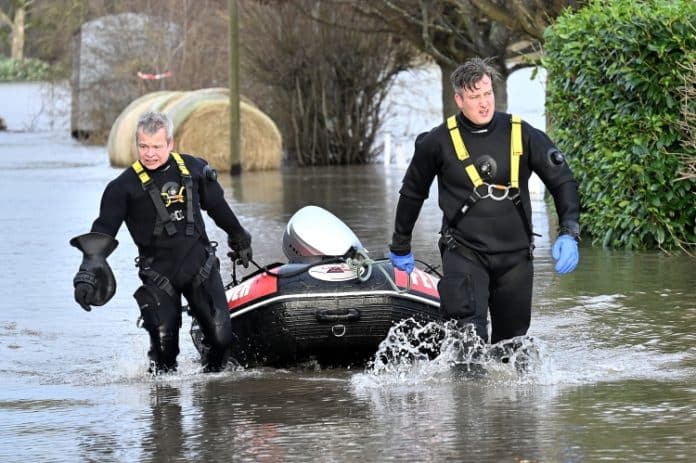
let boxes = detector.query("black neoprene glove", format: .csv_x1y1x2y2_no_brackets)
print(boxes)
228,229,253,268
73,275,96,312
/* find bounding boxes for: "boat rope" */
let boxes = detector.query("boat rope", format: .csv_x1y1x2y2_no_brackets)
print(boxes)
344,248,373,283
343,249,412,293
225,246,446,295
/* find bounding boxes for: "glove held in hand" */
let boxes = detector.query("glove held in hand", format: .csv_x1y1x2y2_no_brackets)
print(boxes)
228,229,253,268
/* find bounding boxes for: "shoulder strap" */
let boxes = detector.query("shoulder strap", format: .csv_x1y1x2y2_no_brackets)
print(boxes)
131,160,177,237
510,115,523,189
447,115,483,188
170,152,194,236
508,115,536,244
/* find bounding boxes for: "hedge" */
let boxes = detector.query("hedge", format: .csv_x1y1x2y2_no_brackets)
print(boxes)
0,57,52,81
543,0,696,252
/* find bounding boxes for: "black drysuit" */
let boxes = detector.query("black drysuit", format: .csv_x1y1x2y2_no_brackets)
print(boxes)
391,112,580,343
91,153,247,371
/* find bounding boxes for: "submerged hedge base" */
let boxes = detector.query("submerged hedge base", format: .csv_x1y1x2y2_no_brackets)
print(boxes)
543,0,696,252
107,88,282,172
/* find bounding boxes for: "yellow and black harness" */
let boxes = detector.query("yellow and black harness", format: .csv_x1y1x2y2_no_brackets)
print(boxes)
132,152,195,237
446,114,536,243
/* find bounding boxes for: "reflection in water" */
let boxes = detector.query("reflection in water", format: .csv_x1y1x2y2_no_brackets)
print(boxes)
352,375,558,462
142,384,185,462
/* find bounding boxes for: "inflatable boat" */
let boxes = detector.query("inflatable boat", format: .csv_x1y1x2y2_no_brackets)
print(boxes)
190,205,443,368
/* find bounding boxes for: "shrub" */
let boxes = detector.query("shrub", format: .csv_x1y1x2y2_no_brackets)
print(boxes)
543,0,696,252
0,57,52,81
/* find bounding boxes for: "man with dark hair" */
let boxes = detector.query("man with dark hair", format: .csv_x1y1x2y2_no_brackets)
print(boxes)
71,111,253,373
388,57,580,345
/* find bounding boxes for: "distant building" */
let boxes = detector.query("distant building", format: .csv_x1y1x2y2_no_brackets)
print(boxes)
71,12,180,140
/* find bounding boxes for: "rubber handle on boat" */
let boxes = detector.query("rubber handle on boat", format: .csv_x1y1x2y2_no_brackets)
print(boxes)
315,308,361,322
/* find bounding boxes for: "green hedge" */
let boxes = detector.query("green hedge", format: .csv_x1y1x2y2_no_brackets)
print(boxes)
0,57,52,81
543,0,696,251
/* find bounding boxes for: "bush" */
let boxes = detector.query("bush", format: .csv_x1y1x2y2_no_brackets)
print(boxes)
543,0,696,252
0,57,52,81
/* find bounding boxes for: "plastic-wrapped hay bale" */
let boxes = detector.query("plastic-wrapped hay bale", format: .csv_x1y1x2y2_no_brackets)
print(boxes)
239,101,282,171
167,87,229,131
107,91,185,167
174,100,231,171
173,90,282,172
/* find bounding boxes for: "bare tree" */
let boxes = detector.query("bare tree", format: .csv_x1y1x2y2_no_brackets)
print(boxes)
239,0,419,165
337,0,583,117
465,0,584,40
0,0,32,60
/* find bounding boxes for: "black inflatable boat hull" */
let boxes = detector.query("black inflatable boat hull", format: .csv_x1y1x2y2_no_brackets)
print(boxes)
191,261,442,368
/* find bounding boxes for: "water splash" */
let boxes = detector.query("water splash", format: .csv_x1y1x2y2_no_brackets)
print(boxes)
357,318,543,388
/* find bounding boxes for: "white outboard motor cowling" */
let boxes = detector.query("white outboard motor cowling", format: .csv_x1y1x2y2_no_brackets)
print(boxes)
282,205,365,263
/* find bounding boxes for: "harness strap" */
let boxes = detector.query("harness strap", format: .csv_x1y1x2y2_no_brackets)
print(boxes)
511,195,540,255
191,244,218,289
132,160,177,237
171,152,195,236
447,116,483,187
138,266,176,298
510,115,523,189
446,114,534,244
132,153,196,237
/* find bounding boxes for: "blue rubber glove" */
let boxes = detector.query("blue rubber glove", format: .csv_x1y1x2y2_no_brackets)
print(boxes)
552,235,579,274
388,251,415,274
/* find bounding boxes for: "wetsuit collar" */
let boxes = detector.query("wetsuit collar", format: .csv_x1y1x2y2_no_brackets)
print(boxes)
456,111,500,134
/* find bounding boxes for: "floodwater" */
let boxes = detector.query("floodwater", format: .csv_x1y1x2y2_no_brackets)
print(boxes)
1,131,695,463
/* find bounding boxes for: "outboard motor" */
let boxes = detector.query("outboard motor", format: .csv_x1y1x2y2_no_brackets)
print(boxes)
283,205,365,263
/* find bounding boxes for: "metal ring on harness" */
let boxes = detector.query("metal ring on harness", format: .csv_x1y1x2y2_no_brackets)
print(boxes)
475,183,518,201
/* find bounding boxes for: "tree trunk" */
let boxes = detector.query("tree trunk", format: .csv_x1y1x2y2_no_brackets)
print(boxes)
439,61,457,119
11,7,25,60
493,75,508,112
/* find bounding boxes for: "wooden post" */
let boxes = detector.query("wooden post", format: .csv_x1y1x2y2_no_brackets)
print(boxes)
228,0,242,175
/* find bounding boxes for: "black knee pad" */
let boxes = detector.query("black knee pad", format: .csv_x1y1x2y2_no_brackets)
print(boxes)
134,285,181,370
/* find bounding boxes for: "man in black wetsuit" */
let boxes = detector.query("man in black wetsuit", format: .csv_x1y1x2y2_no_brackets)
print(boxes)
70,111,253,373
388,57,580,345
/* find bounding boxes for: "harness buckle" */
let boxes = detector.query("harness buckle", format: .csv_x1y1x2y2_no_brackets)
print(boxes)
475,183,518,201
474,184,489,200
170,210,185,221
488,184,510,201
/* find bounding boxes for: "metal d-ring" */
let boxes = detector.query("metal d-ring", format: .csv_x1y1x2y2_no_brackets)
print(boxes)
331,324,347,337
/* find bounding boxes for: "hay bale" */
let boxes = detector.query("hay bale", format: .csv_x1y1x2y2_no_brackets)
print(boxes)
175,100,231,171
171,88,281,172
240,102,282,171
166,88,229,131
